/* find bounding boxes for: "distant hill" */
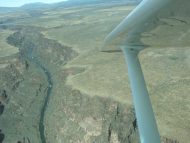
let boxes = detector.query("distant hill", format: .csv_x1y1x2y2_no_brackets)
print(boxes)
54,0,141,8
0,0,142,13
21,2,51,10
0,7,17,13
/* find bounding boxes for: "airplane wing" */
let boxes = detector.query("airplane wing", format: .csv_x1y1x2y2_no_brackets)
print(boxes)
103,1,190,143
103,0,190,51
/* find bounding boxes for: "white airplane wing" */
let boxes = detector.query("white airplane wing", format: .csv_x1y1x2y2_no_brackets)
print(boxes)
104,0,190,51
104,1,190,143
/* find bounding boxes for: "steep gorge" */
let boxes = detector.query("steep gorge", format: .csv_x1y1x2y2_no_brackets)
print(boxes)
0,25,179,143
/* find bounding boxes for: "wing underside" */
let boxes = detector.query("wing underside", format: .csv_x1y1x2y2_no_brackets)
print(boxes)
104,0,190,51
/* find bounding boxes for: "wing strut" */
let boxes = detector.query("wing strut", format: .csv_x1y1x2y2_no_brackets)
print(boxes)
122,46,160,143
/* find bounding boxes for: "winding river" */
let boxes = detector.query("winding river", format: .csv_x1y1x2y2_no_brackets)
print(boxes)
6,29,54,143
5,26,76,143
27,47,53,143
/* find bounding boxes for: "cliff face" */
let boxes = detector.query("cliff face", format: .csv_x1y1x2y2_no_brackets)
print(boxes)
45,84,140,143
161,137,179,143
0,36,48,142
